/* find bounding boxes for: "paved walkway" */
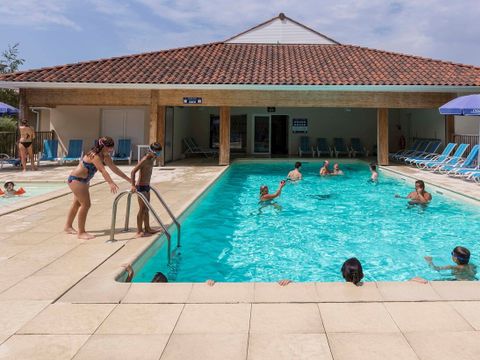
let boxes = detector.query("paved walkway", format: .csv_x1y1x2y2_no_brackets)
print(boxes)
0,159,479,360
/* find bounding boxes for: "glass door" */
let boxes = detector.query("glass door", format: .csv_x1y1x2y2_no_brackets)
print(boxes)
253,115,270,154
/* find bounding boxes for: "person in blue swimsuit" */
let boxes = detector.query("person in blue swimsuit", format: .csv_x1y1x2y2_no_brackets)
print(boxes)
64,136,131,239
130,142,163,237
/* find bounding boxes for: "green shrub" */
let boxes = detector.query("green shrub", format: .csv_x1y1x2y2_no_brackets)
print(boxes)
0,116,17,132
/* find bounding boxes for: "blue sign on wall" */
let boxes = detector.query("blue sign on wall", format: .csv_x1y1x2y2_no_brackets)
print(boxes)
183,97,203,104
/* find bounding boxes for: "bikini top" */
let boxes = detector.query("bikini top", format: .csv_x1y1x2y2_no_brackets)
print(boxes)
81,160,98,182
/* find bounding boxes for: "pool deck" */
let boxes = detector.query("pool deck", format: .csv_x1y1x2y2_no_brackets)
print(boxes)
0,159,479,360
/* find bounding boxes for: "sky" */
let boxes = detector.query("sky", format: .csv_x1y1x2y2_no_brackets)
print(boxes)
1,0,479,71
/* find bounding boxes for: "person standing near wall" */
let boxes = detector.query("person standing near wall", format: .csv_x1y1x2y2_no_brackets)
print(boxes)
18,119,36,172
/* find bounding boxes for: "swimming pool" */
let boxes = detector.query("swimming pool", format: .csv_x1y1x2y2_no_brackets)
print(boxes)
0,182,66,205
133,161,480,283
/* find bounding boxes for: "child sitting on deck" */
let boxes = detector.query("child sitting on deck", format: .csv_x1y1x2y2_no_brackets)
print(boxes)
424,246,477,281
130,142,163,238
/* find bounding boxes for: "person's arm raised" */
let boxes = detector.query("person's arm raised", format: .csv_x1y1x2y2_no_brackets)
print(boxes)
104,154,131,183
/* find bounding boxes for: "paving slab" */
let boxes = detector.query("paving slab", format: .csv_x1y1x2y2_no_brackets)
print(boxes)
316,282,382,302
187,282,254,303
377,281,441,301
122,283,193,303
254,282,318,302
0,300,50,336
449,301,480,330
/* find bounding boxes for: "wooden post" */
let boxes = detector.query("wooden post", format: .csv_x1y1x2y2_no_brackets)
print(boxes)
219,106,231,165
156,105,166,166
149,91,158,145
19,89,29,123
445,115,455,143
377,108,389,166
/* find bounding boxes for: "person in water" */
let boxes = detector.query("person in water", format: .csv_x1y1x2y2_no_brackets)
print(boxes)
369,163,378,182
287,161,302,181
259,180,286,202
130,142,163,238
424,246,477,281
0,181,25,197
123,264,168,283
395,180,431,204
319,160,331,176
64,136,131,239
332,163,344,175
18,119,37,172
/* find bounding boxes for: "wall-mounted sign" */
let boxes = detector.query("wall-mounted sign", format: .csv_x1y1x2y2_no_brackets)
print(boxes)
267,107,276,112
183,97,203,104
292,118,308,133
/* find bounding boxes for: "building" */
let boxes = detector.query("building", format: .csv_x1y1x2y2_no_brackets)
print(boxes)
1,13,480,165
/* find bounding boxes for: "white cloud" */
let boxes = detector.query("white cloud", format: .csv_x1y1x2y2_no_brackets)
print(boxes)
0,0,81,30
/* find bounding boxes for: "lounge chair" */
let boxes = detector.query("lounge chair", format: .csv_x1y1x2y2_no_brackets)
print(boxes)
298,136,314,157
465,170,480,183
59,139,83,164
419,143,469,171
404,140,442,165
333,138,350,158
0,153,20,169
38,139,59,164
350,138,369,157
389,139,421,160
411,143,456,167
396,140,431,161
112,139,132,165
183,137,217,158
444,145,479,176
315,138,332,157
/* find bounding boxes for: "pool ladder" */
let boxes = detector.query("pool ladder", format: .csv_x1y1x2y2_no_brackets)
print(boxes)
108,187,181,262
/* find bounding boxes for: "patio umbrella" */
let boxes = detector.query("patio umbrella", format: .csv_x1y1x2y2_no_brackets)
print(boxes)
439,94,480,162
0,102,19,115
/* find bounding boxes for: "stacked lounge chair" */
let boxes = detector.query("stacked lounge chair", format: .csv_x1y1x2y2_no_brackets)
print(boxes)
315,138,332,157
298,136,314,157
333,138,350,158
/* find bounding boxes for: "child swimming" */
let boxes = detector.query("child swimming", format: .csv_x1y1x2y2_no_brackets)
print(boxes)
424,246,477,281
0,181,26,197
369,163,378,182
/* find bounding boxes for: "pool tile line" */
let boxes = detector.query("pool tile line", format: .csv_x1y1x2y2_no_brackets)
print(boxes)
157,303,187,360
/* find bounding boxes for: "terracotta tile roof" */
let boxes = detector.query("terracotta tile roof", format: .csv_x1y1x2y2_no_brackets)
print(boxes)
1,43,480,86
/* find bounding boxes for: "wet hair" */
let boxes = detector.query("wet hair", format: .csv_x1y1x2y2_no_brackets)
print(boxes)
341,257,364,285
260,185,268,195
4,181,15,189
452,246,470,265
323,161,329,167
151,272,168,283
295,161,302,169
415,180,425,189
149,142,162,152
87,136,115,158
370,163,377,171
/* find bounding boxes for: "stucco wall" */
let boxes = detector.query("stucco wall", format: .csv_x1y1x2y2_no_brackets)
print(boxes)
455,116,480,135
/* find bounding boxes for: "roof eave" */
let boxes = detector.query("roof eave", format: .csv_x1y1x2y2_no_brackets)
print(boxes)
0,81,479,93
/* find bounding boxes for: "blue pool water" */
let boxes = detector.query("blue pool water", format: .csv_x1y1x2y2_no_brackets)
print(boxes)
0,182,65,205
134,161,480,283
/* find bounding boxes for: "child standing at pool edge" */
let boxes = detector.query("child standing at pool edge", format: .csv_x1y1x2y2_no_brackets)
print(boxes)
131,142,163,238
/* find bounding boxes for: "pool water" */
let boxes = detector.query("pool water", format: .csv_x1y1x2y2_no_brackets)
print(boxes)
0,182,66,205
134,161,480,283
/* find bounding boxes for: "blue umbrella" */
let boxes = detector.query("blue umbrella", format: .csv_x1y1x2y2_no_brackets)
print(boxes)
439,94,480,162
0,102,19,115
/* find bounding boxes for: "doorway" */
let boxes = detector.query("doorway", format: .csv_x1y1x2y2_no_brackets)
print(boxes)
271,115,289,155
165,107,174,163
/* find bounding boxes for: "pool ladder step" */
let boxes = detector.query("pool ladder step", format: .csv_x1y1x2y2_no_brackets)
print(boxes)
109,188,181,263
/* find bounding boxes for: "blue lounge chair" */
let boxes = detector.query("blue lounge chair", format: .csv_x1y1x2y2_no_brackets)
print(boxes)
465,170,480,183
0,153,20,168
390,139,421,160
315,138,332,157
333,138,350,158
350,138,368,157
298,136,314,157
444,145,479,176
112,138,132,165
397,140,431,161
39,139,59,163
60,139,83,164
420,143,469,171
412,143,456,167
404,140,442,164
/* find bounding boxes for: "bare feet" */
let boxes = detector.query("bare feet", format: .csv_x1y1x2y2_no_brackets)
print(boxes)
206,280,216,287
135,232,146,238
77,232,95,240
64,227,78,235
144,228,160,235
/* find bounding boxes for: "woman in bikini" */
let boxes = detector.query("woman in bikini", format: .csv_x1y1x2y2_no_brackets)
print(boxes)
64,136,131,239
18,119,37,172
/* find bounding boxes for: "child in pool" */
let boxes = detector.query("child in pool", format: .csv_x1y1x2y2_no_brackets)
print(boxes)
424,246,477,281
369,163,378,182
0,181,25,197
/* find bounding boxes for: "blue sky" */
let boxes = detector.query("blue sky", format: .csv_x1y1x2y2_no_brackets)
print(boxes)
1,0,479,71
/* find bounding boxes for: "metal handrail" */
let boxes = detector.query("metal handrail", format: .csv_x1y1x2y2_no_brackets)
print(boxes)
109,190,172,262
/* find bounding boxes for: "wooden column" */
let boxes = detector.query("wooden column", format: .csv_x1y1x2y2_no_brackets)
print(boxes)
156,105,166,166
377,108,389,166
445,115,455,143
219,106,231,166
149,91,158,145
19,89,29,124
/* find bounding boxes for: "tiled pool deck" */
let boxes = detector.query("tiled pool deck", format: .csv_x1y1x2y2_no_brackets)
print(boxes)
0,159,479,360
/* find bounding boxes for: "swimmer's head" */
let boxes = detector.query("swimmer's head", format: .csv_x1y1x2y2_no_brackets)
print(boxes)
4,181,14,191
452,246,470,265
151,272,168,283
260,185,268,196
341,257,364,285
295,161,302,169
334,163,339,170
323,160,329,167
370,163,377,171
415,180,425,191
149,142,163,157
21,119,29,126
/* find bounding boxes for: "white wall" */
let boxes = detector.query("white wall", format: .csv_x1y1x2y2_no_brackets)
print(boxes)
455,115,480,135
397,108,445,145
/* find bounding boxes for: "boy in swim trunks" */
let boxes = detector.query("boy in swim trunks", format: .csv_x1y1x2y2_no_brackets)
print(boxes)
130,142,163,237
